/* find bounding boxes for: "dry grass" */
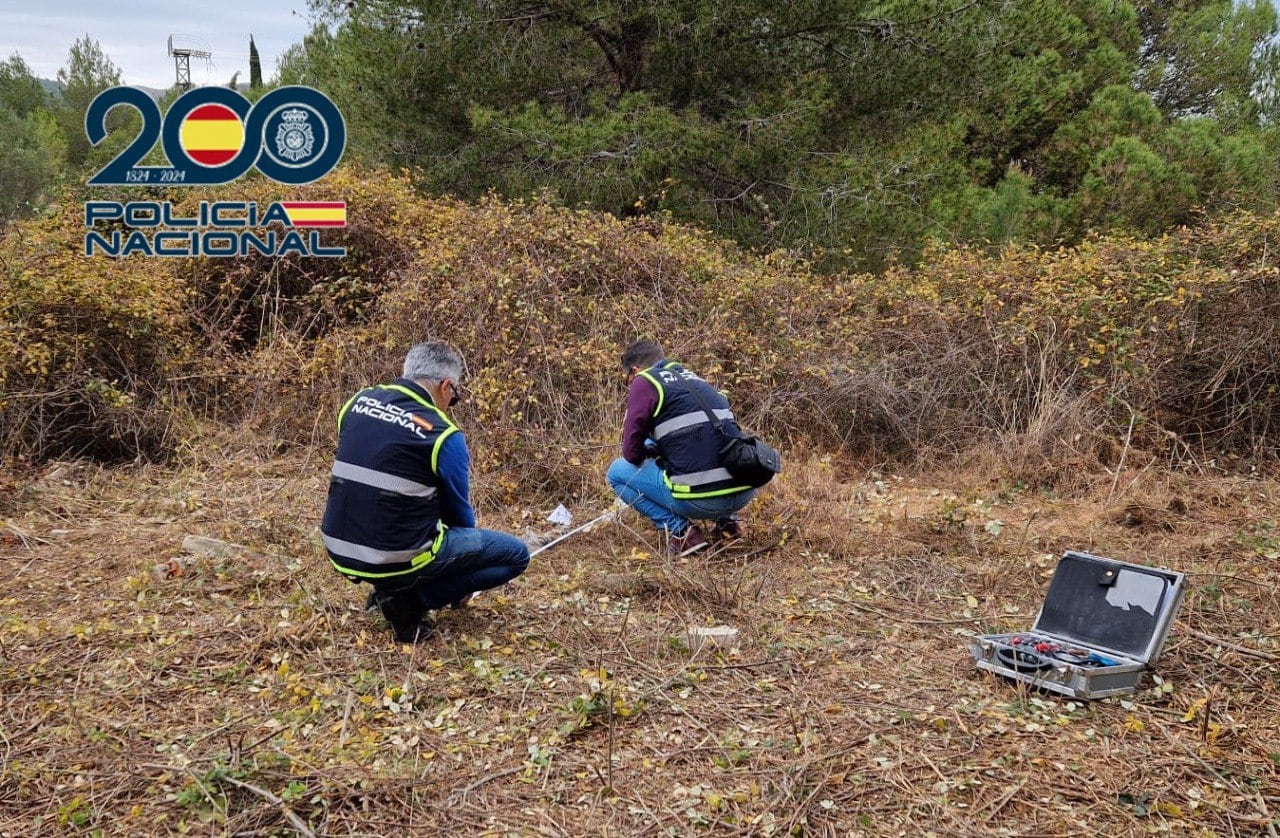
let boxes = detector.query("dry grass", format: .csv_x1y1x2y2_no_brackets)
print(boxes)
2,446,1279,837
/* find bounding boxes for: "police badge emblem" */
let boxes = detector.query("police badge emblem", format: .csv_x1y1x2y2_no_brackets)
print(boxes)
275,108,315,163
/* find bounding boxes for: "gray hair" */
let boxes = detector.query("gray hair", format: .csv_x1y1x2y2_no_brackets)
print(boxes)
402,342,464,384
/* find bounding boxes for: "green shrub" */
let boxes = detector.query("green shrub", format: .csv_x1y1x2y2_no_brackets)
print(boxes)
3,165,1278,482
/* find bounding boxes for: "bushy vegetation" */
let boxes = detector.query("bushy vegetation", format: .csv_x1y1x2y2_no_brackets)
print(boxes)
5,5,1280,268
284,0,1280,268
3,167,1279,482
0,167,412,462
847,219,1280,469
5,14,1279,833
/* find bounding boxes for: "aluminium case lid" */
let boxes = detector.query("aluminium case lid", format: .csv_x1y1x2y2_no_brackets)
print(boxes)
1031,551,1185,665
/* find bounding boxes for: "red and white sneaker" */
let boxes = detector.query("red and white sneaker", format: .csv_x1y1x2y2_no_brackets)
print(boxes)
669,525,709,556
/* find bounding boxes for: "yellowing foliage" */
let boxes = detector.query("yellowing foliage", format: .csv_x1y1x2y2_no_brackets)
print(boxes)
2,166,1279,482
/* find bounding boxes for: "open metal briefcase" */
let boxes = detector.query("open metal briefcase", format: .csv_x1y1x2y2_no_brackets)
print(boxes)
970,551,1185,699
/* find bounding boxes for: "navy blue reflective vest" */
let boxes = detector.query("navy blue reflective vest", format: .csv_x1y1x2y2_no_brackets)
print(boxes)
321,379,458,580
638,360,752,499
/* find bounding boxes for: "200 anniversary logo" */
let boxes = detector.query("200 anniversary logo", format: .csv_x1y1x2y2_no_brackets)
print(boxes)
84,85,347,257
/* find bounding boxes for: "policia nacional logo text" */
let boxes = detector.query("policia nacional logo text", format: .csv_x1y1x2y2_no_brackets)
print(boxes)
349,394,436,438
83,85,347,258
84,200,347,257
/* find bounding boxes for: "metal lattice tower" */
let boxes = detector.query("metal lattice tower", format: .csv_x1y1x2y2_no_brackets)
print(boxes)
168,35,212,91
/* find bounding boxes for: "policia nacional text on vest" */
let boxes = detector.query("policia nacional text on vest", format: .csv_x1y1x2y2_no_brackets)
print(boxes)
321,380,457,580
637,361,754,498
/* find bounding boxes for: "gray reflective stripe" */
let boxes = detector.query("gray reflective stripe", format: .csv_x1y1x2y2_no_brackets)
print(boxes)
323,534,424,565
653,409,734,440
332,460,437,498
668,467,734,487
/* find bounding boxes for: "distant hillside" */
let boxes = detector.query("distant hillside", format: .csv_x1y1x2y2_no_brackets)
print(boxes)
36,77,63,98
36,78,168,100
127,84,168,99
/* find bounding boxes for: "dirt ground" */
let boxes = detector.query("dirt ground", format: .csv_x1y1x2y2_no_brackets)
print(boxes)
2,450,1278,836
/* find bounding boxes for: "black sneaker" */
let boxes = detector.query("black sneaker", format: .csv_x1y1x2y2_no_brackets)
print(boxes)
714,518,741,540
375,590,430,643
391,619,436,644
446,592,477,609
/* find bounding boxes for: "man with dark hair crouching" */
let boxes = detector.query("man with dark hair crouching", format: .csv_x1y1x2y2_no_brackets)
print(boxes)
607,339,758,556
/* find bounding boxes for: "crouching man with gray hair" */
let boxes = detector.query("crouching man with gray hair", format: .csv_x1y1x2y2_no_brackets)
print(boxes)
321,342,530,643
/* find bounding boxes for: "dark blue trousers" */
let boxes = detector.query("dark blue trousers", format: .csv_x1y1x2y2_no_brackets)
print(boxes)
374,527,530,617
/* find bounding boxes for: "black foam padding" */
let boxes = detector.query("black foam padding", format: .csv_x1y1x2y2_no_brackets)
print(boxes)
1035,554,1174,661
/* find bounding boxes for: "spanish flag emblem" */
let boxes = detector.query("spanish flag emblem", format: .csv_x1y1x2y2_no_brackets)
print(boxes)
280,201,347,227
179,104,245,167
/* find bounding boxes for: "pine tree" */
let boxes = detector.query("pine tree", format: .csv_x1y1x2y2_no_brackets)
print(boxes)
249,35,262,90
300,1,1280,266
56,35,122,169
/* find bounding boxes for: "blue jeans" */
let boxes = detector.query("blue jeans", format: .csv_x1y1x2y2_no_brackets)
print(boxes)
377,527,530,613
607,457,756,535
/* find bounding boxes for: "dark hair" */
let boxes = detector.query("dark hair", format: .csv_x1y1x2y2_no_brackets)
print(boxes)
622,339,663,371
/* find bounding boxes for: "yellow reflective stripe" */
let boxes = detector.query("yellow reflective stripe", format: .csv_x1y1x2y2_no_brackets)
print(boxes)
330,552,431,579
367,383,460,476
672,484,753,499
382,383,456,428
340,383,457,433
330,525,447,579
432,426,458,474
331,557,421,579
636,370,665,416
413,523,447,566
337,391,360,431
662,469,751,499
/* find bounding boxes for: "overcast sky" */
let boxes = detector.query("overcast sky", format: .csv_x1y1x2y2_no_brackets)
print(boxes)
4,2,1280,91
0,1,318,89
